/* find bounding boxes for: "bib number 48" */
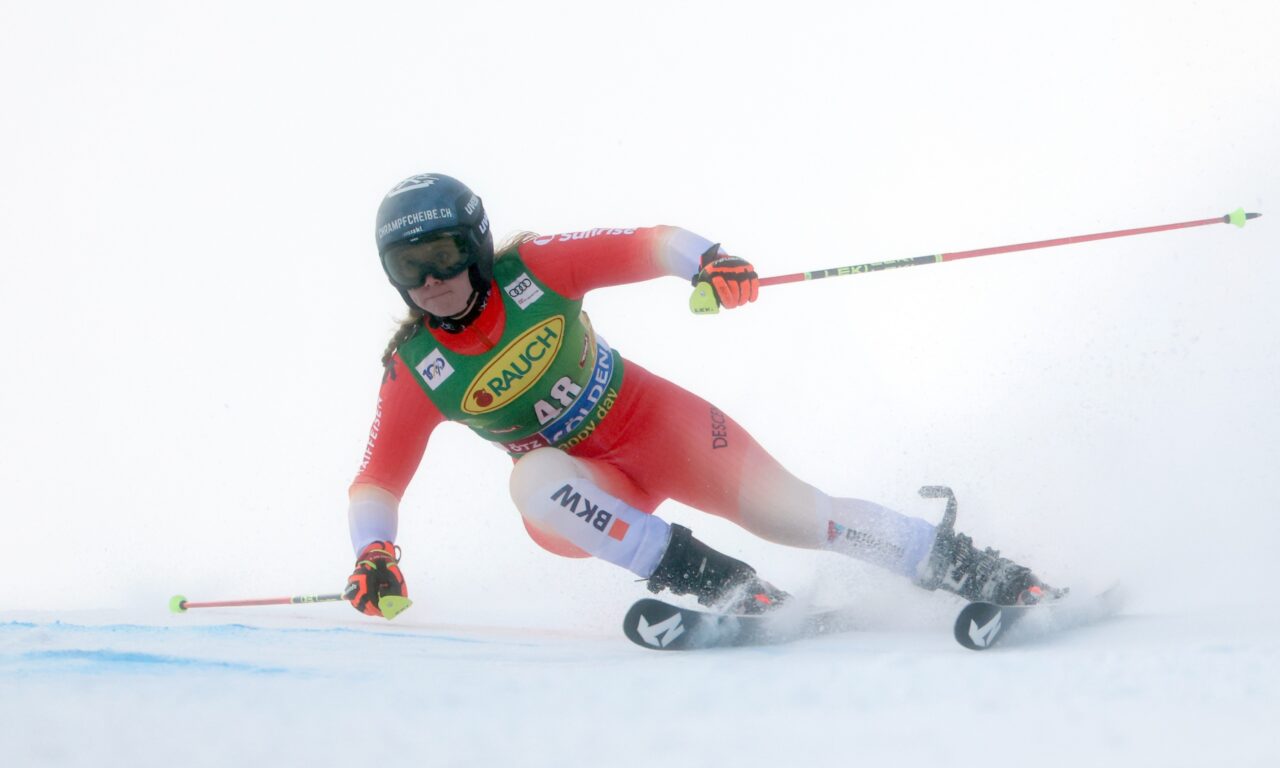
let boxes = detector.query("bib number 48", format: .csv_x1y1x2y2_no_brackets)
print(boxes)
534,377,582,425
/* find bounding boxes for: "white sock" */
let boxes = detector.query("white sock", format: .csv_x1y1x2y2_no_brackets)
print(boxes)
817,496,937,579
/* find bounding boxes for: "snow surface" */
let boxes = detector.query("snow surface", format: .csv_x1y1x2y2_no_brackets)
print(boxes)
2,1,1279,766
3,603,1279,767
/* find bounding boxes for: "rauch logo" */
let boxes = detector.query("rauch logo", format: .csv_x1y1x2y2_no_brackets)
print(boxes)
461,315,566,415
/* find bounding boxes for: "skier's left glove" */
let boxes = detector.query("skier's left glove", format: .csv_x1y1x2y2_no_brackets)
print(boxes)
693,245,759,310
343,540,413,620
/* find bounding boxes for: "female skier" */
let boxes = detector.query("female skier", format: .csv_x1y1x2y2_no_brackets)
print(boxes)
344,173,1052,620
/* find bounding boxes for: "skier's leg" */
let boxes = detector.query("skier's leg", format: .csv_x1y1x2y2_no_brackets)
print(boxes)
509,447,787,612
598,362,936,579
601,362,1053,602
509,446,661,559
508,448,671,576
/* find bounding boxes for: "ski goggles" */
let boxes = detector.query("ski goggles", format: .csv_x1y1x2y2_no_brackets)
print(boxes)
381,233,472,288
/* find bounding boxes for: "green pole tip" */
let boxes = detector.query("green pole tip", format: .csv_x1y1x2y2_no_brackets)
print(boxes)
378,595,413,620
689,282,720,315
1229,208,1248,228
169,595,188,614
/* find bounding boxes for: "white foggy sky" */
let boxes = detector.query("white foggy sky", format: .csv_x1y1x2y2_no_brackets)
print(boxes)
0,1,1276,620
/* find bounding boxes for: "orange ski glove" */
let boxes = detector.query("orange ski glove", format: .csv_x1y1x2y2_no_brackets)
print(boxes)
343,541,412,620
693,245,759,309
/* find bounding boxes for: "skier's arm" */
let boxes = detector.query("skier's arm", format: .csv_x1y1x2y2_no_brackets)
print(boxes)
344,355,443,620
517,226,728,298
347,483,401,555
348,354,445,525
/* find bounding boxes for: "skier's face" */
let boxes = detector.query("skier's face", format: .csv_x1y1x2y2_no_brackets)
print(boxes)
408,269,475,317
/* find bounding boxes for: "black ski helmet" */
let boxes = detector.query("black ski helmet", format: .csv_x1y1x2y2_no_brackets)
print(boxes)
375,173,493,307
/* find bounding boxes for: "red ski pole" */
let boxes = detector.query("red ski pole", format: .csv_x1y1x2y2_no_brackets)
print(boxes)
169,592,345,613
690,207,1261,314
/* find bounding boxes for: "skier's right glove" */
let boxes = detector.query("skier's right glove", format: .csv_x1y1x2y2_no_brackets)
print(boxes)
343,540,413,620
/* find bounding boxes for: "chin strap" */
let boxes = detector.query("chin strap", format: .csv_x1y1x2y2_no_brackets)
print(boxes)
428,265,492,333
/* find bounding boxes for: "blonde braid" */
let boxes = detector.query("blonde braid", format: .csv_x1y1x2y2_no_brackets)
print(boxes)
380,310,425,379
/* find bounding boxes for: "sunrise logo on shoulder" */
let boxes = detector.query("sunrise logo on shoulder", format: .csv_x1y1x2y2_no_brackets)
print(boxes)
462,316,566,415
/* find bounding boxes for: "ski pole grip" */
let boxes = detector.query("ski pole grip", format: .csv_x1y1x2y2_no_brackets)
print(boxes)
689,282,720,315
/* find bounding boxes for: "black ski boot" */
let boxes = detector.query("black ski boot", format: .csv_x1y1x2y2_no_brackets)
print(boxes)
914,486,1061,606
646,524,789,614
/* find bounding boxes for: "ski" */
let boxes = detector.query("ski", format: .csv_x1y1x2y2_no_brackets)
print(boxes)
622,598,861,651
953,586,1124,651
626,587,1123,652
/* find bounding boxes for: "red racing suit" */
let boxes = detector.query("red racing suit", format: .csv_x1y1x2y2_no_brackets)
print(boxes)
352,226,812,557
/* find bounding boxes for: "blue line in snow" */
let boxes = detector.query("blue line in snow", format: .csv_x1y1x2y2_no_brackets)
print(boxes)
12,649,286,675
0,620,514,645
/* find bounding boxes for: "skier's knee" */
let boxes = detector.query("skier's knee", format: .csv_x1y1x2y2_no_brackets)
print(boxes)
510,453,672,577
508,449,594,558
508,447,585,512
